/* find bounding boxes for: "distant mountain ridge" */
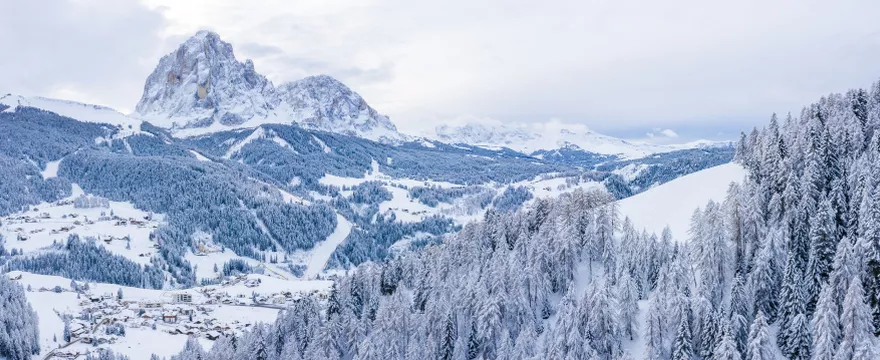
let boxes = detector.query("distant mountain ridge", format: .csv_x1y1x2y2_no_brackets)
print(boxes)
134,30,405,143
429,122,724,158
6,29,722,157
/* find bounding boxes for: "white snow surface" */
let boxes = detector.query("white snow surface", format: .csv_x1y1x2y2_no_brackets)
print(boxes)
42,159,62,179
1,184,164,266
303,214,352,279
0,93,142,129
617,162,746,242
189,150,211,162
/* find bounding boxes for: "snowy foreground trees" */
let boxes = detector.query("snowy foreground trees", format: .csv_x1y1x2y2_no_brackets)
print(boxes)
163,81,880,359
0,277,40,360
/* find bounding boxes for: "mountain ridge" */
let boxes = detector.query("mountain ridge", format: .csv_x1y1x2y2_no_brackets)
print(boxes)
428,122,725,158
133,30,405,143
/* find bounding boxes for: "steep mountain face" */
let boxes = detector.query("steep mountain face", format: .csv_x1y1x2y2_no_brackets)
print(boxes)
134,31,404,143
135,30,278,129
276,75,402,143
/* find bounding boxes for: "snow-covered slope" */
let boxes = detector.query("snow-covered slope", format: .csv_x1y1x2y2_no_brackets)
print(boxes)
430,122,722,158
616,162,746,242
0,93,142,129
134,31,405,143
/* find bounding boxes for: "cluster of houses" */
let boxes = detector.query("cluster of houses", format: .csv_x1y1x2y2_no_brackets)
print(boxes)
59,279,317,348
64,289,245,345
3,205,160,244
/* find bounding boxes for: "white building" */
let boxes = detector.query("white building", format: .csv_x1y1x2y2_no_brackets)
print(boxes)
173,293,193,303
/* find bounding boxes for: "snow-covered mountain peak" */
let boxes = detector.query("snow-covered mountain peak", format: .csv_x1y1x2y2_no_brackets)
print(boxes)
133,31,405,143
428,121,712,158
134,31,277,130
276,75,404,143
433,123,538,147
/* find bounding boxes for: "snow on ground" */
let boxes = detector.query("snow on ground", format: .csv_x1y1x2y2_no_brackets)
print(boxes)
379,186,443,223
0,94,142,129
617,162,746,242
277,187,308,206
520,175,603,201
303,214,352,279
312,135,332,153
42,159,62,179
224,127,266,159
91,328,214,360
1,185,163,266
189,149,211,162
185,249,249,281
317,159,462,189
622,299,650,359
612,163,649,183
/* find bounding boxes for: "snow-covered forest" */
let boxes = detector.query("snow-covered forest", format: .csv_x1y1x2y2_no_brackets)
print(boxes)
156,82,880,360
0,276,40,360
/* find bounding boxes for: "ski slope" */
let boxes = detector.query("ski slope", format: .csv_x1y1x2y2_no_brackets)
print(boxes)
303,214,352,279
617,162,746,242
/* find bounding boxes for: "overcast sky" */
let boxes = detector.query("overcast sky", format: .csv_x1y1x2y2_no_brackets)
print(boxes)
2,0,880,142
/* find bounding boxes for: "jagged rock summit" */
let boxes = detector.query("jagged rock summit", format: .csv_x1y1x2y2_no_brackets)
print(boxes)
134,30,404,143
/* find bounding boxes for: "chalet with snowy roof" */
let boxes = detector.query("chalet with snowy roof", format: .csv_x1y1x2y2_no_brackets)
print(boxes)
163,314,178,323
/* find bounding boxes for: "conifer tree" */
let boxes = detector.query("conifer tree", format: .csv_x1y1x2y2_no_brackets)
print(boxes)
806,196,839,312
835,277,877,360
671,315,693,360
746,312,774,360
713,322,742,360
811,282,840,360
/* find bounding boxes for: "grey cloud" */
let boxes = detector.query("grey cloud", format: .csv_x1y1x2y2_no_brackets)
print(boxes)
0,0,167,112
264,56,394,86
237,43,285,57
6,0,880,140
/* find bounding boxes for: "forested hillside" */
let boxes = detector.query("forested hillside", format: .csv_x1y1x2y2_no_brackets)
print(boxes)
0,102,730,292
0,276,40,360
162,81,880,360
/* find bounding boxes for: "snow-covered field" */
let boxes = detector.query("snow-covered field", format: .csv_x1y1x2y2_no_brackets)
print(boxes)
617,162,746,242
318,161,609,227
1,185,163,266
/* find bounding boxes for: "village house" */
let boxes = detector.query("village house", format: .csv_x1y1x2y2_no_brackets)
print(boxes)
162,314,178,323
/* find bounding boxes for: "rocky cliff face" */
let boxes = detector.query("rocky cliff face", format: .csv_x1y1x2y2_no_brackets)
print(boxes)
135,31,278,129
134,31,404,143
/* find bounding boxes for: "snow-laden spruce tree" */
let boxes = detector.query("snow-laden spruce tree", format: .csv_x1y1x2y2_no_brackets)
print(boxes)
671,312,693,360
746,312,775,360
616,272,640,341
835,277,877,360
811,282,839,360
0,277,40,360
713,321,742,360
